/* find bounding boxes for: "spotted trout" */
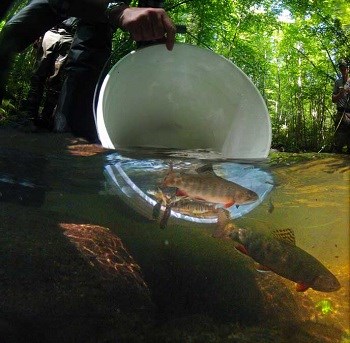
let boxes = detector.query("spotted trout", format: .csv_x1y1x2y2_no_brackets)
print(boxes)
230,227,341,292
148,188,232,234
171,199,218,218
162,164,258,208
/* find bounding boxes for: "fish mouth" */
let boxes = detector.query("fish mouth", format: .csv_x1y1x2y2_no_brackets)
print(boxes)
312,275,341,292
250,193,259,201
238,191,259,205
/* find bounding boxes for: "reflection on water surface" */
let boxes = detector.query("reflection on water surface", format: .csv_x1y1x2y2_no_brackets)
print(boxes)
0,130,349,342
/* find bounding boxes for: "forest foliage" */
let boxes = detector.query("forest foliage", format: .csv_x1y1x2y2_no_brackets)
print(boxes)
1,0,349,152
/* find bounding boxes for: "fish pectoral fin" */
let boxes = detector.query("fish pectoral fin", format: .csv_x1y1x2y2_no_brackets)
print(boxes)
224,201,235,208
295,282,310,292
175,189,188,197
255,264,271,272
234,243,249,255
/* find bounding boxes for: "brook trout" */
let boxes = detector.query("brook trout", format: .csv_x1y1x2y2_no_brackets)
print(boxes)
171,199,218,218
148,188,232,234
162,164,258,208
230,227,341,292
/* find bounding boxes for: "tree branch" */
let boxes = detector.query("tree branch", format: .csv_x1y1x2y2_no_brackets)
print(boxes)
165,0,193,11
292,47,336,81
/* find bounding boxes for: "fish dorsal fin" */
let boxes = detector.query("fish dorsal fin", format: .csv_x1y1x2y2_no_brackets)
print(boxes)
195,164,215,175
272,228,296,245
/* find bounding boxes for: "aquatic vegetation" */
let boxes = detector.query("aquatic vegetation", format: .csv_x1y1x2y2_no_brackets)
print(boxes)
0,99,16,124
315,299,334,315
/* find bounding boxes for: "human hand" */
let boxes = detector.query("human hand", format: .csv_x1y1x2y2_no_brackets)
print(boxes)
118,7,176,51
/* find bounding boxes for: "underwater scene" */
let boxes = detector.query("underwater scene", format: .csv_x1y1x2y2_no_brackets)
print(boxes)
0,130,349,343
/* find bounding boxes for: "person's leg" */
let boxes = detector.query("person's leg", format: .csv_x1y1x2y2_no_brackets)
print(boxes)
55,20,112,142
332,113,344,153
0,0,61,104
346,126,350,154
334,123,347,153
333,132,344,153
41,36,73,128
24,30,62,122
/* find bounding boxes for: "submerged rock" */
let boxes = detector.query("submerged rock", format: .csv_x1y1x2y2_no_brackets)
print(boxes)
0,205,154,343
60,223,150,298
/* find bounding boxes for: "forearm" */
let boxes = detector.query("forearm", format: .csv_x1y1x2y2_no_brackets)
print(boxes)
48,0,175,50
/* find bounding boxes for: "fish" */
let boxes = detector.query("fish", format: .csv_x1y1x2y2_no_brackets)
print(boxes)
162,164,258,208
148,188,233,235
171,199,233,237
230,227,341,292
171,199,218,218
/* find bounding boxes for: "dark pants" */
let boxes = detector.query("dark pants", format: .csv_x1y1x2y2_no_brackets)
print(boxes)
334,111,350,153
0,0,61,103
24,29,73,124
55,21,112,142
0,0,112,142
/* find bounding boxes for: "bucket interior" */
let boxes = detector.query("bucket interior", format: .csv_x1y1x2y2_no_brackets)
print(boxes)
97,43,271,159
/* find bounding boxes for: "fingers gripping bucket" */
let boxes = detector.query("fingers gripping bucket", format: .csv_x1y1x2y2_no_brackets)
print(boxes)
96,43,271,159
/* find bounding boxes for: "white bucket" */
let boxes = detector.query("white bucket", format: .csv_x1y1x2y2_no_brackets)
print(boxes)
96,43,271,159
